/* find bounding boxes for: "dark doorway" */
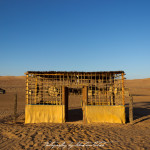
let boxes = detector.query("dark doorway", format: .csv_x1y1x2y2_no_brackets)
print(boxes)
67,90,83,122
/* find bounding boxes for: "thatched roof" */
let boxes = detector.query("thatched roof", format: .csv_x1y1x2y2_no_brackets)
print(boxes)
25,71,124,75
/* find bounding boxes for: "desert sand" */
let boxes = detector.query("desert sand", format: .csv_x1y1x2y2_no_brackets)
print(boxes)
0,76,150,149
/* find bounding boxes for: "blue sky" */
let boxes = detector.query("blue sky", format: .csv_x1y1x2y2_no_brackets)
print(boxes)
0,0,150,79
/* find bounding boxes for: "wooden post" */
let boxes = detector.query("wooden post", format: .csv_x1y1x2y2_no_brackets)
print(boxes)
110,74,114,105
14,94,17,123
62,86,68,122
41,78,43,103
26,74,29,104
35,77,37,104
111,91,114,105
129,96,133,124
122,73,125,105
83,86,88,123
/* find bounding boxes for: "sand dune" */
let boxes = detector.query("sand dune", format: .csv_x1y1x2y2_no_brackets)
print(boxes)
0,76,150,149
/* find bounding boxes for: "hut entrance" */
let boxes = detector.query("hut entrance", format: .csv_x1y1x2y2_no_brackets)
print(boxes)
67,87,83,122
62,86,87,122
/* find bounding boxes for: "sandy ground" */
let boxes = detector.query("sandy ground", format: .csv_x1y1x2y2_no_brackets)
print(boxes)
0,76,150,149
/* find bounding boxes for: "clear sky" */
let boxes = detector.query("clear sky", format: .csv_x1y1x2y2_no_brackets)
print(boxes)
0,0,150,79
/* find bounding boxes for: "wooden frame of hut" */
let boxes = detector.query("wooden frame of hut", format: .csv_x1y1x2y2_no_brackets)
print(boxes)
25,71,126,123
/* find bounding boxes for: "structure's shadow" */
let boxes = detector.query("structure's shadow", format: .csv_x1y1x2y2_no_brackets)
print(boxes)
125,101,150,123
67,102,150,123
67,108,83,122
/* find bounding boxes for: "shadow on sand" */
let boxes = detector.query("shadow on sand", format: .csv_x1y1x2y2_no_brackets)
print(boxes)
67,108,83,122
126,101,150,124
67,101,150,124
1,103,149,124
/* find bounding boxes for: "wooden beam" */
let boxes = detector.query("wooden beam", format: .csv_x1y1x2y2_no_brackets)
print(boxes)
83,86,88,123
14,94,17,123
62,86,68,122
122,73,125,105
26,74,29,104
35,77,37,104
129,96,133,124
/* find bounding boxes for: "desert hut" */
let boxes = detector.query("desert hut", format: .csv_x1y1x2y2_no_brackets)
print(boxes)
25,71,126,123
